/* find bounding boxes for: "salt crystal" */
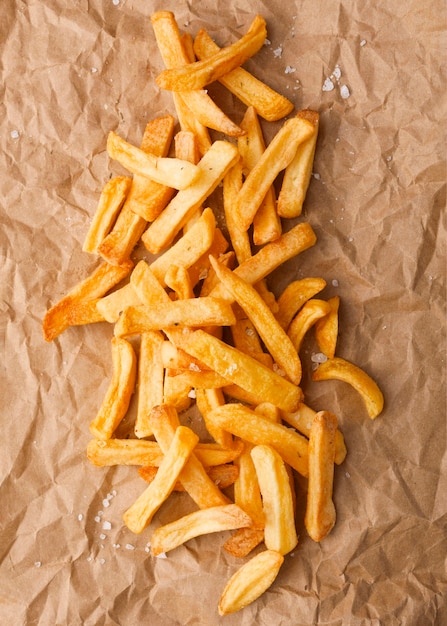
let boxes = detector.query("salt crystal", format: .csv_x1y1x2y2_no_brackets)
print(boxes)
340,85,350,99
360,39,367,47
156,552,167,559
264,38,271,46
34,561,41,568
100,533,106,540
188,389,196,399
312,172,321,180
311,352,328,364
112,490,117,496
189,362,200,372
87,556,93,562
112,0,119,5
284,65,296,74
94,516,101,523
322,77,334,92
332,279,339,287
332,66,341,81
102,499,110,508
273,46,283,58
382,325,387,330
10,130,19,139
91,67,98,73
99,558,106,565
348,236,354,242
125,544,135,550
106,493,113,501
346,471,351,478
77,514,83,521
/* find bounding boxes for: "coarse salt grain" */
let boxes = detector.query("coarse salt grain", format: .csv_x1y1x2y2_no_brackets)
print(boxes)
102,499,110,508
99,558,106,564
360,39,367,46
340,85,350,99
332,279,339,287
91,67,98,73
332,66,341,81
346,471,351,478
188,389,196,399
34,561,41,568
189,362,201,372
311,352,328,364
285,65,296,74
322,77,334,92
126,544,135,550
156,552,168,559
94,516,101,523
112,0,119,5
273,46,283,58
100,533,106,540
10,130,19,139
77,514,83,521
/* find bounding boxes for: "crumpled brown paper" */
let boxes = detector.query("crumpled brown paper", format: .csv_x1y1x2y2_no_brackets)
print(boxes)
1,0,446,624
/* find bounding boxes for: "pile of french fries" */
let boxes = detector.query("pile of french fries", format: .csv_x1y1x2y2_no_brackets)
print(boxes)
42,12,384,616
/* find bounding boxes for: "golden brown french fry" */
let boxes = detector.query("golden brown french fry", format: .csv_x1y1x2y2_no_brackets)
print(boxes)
139,463,239,491
194,29,294,121
233,440,264,530
188,227,230,288
165,265,194,300
134,330,164,439
312,357,384,419
223,158,251,263
123,426,199,534
314,295,340,358
82,176,132,253
89,337,137,440
174,129,201,165
107,131,199,190
42,260,133,341
195,387,234,449
287,298,331,353
218,549,284,616
234,116,316,232
96,283,141,323
87,438,244,468
282,403,347,465
179,329,303,413
277,109,319,218
142,140,239,253
223,527,265,559
276,277,327,330
162,371,193,413
230,317,272,368
156,15,267,91
130,260,171,307
209,403,309,476
304,411,337,542
114,298,236,338
251,445,298,555
150,504,253,556
210,256,302,384
148,405,229,508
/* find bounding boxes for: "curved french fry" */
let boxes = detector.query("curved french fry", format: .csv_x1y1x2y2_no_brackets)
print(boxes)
287,298,331,353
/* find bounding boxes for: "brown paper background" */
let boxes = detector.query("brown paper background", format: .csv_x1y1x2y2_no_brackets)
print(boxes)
1,1,446,624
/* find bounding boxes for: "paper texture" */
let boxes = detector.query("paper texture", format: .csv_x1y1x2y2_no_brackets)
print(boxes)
1,1,446,624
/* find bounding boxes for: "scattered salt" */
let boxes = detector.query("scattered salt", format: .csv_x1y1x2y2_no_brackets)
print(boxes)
156,552,168,559
332,279,339,287
99,558,106,565
284,65,296,74
87,556,93,562
332,66,341,81
189,362,201,372
77,514,83,521
125,544,135,550
348,237,354,242
145,543,151,553
112,0,119,5
188,389,196,399
34,561,41,568
264,38,271,46
346,471,351,478
91,67,98,73
382,325,387,330
322,77,335,92
94,516,101,523
340,84,350,99
311,352,328,364
360,39,367,47
273,46,283,58
10,130,19,139
100,533,106,540
113,543,121,549
312,172,321,180
102,499,110,508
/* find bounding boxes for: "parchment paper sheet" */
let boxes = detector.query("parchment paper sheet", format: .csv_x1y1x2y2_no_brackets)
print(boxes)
1,1,446,624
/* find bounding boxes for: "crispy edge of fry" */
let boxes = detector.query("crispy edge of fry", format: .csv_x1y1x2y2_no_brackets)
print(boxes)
150,503,253,556
134,330,165,438
223,527,265,559
276,277,327,330
218,549,284,616
314,295,340,359
123,425,199,534
138,463,239,491
312,357,385,419
287,298,332,353
96,283,141,323
304,411,337,542
156,15,267,91
88,337,137,440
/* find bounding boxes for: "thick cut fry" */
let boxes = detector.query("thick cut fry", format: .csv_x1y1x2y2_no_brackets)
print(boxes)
130,260,171,307
312,357,384,419
314,295,340,358
123,426,199,534
282,403,347,465
107,131,199,190
148,208,216,285
277,109,320,218
188,227,229,288
89,337,137,440
86,438,244,467
135,331,164,438
162,372,193,413
150,504,253,556
142,141,239,253
218,550,284,616
148,405,229,508
304,411,337,542
179,330,303,413
223,158,251,263
97,204,148,266
235,116,316,231
156,15,267,92
139,463,238,491
210,256,302,384
165,265,194,300
82,176,132,253
251,445,298,555
223,527,265,559
233,440,264,530
276,277,327,330
209,404,309,476
96,283,141,323
42,260,133,341
194,30,294,121
287,299,332,353
195,388,234,449
114,298,236,338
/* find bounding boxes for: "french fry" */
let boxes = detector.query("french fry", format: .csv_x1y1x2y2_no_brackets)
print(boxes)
223,527,265,559
88,337,137,440
187,227,230,288
130,260,171,307
210,256,302,384
277,109,320,218
165,265,194,300
96,283,141,323
139,463,239,491
287,298,332,353
134,330,164,439
114,298,236,338
82,176,132,253
218,549,284,616
156,15,267,92
162,371,193,413
232,440,264,531
314,295,340,358
42,260,133,341
234,116,316,232
312,357,384,419
123,426,199,534
276,277,327,330
150,503,253,556
304,411,337,542
251,445,298,555
142,140,239,253
193,29,294,121
106,131,200,190
179,330,303,413
209,403,309,476
223,158,251,264
86,438,244,467
195,388,234,449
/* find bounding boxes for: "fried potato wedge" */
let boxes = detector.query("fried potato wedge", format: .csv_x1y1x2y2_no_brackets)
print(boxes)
312,357,384,419
156,15,267,91
304,411,337,542
150,503,253,556
218,549,284,616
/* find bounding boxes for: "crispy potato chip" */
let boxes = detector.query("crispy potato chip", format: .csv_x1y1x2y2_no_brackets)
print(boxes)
150,503,253,556
312,357,384,419
156,15,267,91
276,277,327,330
304,411,337,542
218,549,284,616
314,295,340,358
